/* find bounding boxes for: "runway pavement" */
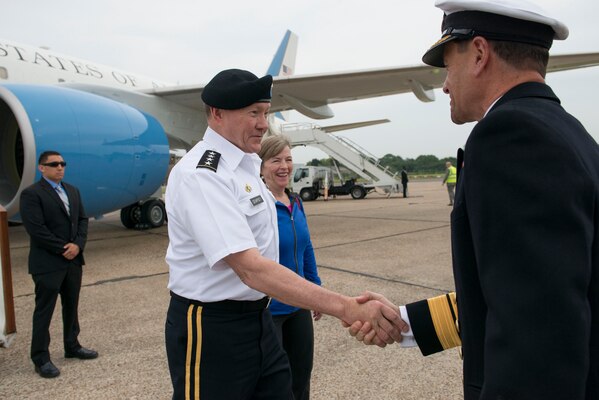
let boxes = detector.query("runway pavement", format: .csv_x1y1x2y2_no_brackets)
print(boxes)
1,180,463,399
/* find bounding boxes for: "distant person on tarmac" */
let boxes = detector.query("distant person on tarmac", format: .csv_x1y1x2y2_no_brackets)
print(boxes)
400,166,409,198
442,161,457,205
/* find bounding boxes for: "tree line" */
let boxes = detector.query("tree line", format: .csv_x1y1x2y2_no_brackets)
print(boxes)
306,153,457,175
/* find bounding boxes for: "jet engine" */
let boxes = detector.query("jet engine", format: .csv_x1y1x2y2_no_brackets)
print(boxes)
0,83,169,228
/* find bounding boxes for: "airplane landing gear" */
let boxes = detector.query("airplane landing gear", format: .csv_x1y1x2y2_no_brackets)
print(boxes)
120,199,166,229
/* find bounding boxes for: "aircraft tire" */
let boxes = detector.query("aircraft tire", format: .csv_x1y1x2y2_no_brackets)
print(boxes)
120,204,142,229
141,199,166,228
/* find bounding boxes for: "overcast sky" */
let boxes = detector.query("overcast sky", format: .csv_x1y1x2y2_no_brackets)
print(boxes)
1,0,598,163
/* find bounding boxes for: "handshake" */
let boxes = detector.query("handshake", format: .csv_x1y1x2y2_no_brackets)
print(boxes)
341,291,460,353
341,292,413,347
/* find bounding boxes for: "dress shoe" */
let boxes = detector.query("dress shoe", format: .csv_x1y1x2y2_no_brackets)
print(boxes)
65,347,98,360
35,361,60,378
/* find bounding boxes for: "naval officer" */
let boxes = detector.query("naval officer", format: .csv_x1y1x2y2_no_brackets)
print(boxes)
347,1,598,399
164,69,407,400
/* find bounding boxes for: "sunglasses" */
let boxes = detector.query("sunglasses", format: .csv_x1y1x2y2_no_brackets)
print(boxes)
42,161,67,168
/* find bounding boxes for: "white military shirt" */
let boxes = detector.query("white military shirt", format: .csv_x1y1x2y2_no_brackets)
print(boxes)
165,127,279,301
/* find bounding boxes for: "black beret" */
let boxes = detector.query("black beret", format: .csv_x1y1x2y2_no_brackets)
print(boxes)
201,69,273,110
422,1,568,68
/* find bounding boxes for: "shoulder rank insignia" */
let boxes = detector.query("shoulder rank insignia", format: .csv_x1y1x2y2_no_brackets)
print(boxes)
196,150,221,172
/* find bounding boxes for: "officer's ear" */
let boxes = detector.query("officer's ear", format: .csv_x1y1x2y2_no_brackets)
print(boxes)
471,36,491,76
206,106,224,122
210,107,225,121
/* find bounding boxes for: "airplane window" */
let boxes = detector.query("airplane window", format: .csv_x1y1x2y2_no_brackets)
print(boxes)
0,67,7,79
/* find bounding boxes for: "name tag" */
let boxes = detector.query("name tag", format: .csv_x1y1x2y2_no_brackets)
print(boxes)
250,195,264,206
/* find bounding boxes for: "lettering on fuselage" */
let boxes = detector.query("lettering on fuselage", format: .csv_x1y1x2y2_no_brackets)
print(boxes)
0,41,167,89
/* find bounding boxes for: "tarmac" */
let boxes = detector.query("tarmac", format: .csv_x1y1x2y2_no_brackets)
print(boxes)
1,179,463,399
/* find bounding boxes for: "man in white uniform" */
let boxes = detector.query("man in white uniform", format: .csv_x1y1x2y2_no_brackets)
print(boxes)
164,69,407,400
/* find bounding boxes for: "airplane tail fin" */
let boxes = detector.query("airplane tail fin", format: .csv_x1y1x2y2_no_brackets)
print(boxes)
267,30,298,121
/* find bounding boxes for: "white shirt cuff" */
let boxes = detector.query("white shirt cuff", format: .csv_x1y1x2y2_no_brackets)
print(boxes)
399,305,418,348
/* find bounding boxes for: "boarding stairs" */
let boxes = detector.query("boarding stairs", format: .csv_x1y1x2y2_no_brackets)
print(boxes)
280,122,402,193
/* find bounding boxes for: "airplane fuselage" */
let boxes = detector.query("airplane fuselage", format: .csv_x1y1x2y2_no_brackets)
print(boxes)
0,40,169,89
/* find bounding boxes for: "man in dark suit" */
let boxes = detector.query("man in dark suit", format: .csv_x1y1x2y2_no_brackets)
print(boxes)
20,150,98,378
400,167,409,198
347,1,598,398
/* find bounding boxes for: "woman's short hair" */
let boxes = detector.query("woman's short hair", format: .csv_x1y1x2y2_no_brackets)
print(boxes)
258,134,292,165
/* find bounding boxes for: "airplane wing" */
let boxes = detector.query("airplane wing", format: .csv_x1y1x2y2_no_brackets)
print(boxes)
546,52,599,72
141,65,440,117
320,119,390,133
143,52,599,119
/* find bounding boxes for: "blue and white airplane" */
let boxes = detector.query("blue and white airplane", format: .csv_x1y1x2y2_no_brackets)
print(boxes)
1,31,598,228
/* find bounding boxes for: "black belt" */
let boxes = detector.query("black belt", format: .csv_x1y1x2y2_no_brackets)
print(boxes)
170,291,271,312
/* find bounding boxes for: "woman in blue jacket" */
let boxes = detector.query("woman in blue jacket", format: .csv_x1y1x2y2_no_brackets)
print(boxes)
259,135,321,400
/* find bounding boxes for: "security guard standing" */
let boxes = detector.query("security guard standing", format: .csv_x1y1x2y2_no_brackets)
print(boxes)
164,69,407,400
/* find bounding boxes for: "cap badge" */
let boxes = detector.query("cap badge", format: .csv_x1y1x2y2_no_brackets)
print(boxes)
431,34,453,48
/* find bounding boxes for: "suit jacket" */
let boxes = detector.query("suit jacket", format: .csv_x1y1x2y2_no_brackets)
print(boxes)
450,82,598,399
20,178,88,274
401,170,409,184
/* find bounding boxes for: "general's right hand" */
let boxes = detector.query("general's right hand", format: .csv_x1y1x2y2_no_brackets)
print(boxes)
349,298,404,345
342,291,404,347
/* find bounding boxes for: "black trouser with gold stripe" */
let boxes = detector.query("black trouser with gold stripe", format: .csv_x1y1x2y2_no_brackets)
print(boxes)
165,294,293,400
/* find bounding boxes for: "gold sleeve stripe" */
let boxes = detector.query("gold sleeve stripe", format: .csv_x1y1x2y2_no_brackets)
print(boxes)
426,293,461,350
446,293,458,324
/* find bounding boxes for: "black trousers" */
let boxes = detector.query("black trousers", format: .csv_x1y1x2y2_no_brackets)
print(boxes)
165,295,292,400
272,309,314,400
402,183,408,198
31,263,82,365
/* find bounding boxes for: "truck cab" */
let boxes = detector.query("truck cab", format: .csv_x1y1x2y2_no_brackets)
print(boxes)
292,165,370,201
292,166,331,201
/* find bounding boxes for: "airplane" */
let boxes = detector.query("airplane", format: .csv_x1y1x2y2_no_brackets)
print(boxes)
1,31,599,229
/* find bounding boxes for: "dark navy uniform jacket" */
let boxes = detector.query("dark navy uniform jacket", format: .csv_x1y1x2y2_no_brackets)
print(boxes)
452,82,598,400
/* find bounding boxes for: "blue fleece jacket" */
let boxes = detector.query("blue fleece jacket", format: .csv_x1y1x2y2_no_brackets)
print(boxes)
269,194,321,316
